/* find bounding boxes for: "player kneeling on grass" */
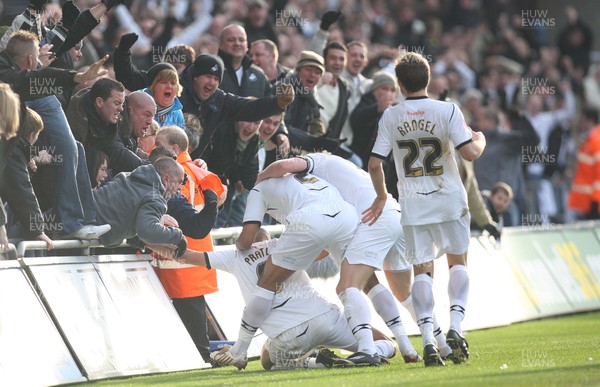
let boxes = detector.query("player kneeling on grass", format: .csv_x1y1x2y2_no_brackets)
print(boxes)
154,229,398,370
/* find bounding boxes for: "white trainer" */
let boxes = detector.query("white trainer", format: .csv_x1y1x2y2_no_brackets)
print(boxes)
64,224,111,240
210,345,248,370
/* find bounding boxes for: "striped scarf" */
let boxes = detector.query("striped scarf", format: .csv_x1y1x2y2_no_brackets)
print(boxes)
156,100,175,124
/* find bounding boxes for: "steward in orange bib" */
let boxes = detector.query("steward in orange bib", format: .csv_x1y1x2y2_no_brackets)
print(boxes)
569,120,600,219
151,126,226,361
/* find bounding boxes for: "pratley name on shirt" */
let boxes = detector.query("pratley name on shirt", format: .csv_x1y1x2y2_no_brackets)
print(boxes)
244,246,270,265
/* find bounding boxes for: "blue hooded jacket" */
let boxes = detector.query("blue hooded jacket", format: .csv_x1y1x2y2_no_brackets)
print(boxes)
142,87,185,128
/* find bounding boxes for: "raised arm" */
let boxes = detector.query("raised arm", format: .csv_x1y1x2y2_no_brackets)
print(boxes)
256,157,307,184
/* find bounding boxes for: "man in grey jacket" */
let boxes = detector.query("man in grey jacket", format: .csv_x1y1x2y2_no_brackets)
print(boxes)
93,157,187,254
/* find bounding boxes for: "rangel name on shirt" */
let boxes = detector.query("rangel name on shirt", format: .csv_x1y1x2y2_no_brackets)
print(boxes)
397,119,436,136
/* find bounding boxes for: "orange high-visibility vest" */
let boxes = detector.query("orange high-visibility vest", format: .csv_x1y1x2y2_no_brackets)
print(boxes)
569,125,600,213
153,152,225,298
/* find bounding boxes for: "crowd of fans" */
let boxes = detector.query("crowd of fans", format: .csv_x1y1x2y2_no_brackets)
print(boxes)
1,0,597,242
2,0,600,367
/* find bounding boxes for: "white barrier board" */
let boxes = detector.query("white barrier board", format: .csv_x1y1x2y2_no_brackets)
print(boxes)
95,261,209,370
28,258,207,380
0,264,85,386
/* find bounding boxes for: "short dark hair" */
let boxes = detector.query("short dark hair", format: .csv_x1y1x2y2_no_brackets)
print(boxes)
90,78,125,101
149,146,177,164
323,41,347,59
394,53,430,93
153,156,180,177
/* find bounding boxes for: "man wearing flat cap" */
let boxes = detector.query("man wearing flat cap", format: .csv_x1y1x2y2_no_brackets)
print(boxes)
178,53,294,159
275,50,348,156
349,70,399,169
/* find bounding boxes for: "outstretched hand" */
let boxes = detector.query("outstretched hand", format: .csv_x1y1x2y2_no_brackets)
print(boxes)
38,44,56,67
277,83,295,109
36,233,54,250
74,55,109,83
118,32,139,51
484,222,501,240
320,10,341,31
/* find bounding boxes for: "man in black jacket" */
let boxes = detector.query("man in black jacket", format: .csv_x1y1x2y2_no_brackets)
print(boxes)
204,118,262,227
66,78,149,176
277,51,350,157
216,27,291,160
179,53,294,159
218,24,272,98
349,71,398,169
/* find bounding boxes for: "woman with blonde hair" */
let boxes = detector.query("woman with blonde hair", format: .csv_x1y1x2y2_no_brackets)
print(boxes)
0,82,21,252
142,63,184,128
0,82,20,140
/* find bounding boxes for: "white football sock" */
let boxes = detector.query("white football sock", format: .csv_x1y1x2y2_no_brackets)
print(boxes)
433,314,449,350
367,284,415,355
339,287,376,355
400,294,418,322
402,291,448,352
412,273,435,347
231,286,274,357
448,265,469,334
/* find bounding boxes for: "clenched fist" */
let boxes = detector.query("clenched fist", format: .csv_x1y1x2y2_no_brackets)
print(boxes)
276,83,295,109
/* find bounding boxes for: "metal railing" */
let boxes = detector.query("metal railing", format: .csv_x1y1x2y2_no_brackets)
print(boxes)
11,224,287,258
15,239,106,258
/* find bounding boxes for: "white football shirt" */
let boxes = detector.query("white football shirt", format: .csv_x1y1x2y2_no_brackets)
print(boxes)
372,97,472,225
243,173,347,225
208,240,333,338
302,153,401,214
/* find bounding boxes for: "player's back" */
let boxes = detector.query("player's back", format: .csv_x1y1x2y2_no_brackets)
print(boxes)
304,153,400,213
249,173,346,221
373,97,472,225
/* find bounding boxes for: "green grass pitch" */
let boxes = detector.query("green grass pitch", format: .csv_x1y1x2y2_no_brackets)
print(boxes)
90,312,600,386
